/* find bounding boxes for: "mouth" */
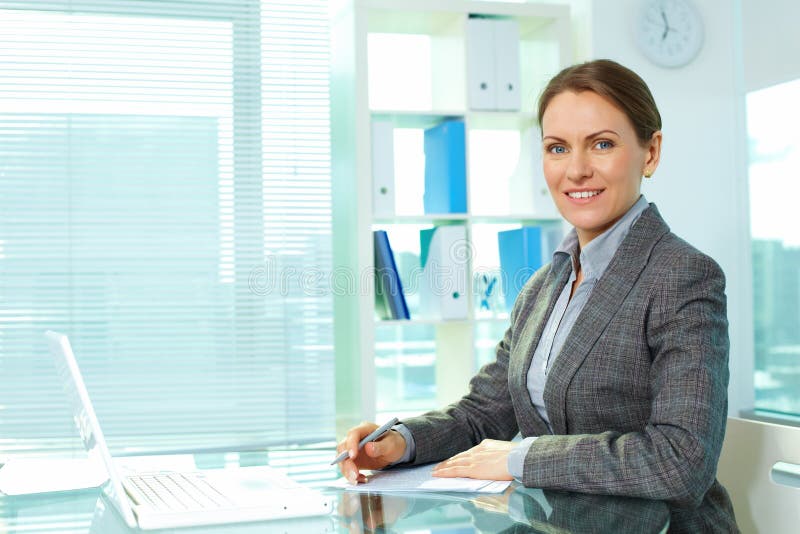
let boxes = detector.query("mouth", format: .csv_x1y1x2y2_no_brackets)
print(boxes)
565,189,603,200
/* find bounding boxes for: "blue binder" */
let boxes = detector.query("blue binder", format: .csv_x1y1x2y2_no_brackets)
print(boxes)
373,230,410,320
498,227,544,312
423,119,467,214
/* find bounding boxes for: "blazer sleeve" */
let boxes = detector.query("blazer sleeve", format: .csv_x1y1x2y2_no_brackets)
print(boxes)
398,269,547,465
520,252,730,507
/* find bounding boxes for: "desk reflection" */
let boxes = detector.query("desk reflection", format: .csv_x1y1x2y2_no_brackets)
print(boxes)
337,485,670,533
87,492,337,533
1,484,669,533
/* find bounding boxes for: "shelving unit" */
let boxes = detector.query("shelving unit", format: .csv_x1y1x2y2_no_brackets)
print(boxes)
331,0,572,433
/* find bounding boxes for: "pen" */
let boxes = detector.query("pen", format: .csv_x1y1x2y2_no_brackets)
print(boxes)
331,417,399,465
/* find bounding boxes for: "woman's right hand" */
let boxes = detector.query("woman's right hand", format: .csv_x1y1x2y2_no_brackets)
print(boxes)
337,421,407,484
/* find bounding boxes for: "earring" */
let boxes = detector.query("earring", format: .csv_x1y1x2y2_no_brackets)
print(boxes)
643,170,653,178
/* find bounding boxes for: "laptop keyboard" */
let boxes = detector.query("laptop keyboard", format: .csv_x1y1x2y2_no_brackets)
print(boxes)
125,472,235,511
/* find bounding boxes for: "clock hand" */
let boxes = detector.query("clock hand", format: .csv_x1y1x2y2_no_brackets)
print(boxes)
660,8,671,40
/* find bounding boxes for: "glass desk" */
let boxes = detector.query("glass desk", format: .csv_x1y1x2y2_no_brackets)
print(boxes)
0,449,670,533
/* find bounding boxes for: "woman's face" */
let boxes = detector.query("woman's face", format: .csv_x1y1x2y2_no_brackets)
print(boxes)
541,90,661,247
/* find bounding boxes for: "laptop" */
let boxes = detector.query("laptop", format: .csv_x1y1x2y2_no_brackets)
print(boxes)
45,330,334,530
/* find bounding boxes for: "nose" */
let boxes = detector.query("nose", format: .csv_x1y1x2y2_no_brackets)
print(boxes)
565,152,592,182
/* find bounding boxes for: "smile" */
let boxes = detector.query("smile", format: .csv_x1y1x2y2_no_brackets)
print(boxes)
566,190,603,199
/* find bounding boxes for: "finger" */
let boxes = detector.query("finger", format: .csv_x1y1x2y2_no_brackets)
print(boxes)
340,457,360,483
345,422,378,460
364,440,380,458
433,455,470,471
336,440,349,462
344,431,360,460
440,448,471,463
431,465,467,478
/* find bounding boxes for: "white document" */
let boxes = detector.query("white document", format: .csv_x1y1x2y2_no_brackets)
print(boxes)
371,120,395,217
493,19,521,111
466,17,496,110
0,457,108,495
333,464,511,494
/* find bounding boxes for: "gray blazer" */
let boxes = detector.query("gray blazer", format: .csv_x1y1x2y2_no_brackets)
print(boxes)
402,205,738,532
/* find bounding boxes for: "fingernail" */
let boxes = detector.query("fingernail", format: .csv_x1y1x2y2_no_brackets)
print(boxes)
347,471,356,483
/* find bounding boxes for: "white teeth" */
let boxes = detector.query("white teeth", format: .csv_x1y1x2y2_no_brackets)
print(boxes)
567,190,601,199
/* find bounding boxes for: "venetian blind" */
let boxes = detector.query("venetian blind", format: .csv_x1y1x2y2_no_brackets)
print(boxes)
0,0,334,455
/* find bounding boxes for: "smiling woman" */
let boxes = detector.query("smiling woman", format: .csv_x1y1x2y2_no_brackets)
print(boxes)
540,90,662,247
339,59,738,532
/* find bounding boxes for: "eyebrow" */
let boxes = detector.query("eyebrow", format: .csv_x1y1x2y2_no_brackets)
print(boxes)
542,129,621,143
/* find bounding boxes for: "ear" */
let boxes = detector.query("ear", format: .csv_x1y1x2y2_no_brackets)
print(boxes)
643,131,662,177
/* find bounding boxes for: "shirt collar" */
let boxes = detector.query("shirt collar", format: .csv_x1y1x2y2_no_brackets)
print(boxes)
554,195,649,280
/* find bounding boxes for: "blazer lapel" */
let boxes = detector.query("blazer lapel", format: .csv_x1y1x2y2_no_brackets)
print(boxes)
543,205,670,435
511,252,571,437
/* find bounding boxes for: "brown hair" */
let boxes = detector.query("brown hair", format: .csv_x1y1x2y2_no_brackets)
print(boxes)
537,59,662,146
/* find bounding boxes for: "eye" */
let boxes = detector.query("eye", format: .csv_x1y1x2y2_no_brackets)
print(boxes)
594,140,613,150
547,144,567,154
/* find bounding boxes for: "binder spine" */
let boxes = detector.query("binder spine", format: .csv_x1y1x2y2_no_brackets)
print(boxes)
373,230,410,320
371,120,395,217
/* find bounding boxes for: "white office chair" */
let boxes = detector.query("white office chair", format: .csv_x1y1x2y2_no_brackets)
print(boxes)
717,417,800,533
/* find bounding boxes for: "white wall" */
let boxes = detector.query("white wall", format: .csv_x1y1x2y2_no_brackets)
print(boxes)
742,0,800,91
588,0,753,415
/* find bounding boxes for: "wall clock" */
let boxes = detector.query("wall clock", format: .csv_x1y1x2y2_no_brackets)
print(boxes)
635,0,704,68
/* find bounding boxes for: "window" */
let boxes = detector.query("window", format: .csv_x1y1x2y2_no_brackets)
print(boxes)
747,78,800,417
0,1,334,455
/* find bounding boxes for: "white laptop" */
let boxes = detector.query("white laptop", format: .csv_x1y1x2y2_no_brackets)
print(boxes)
45,330,334,530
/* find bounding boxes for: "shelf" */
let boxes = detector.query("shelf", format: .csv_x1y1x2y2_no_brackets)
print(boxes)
466,214,562,224
364,2,465,35
361,0,568,22
376,318,470,327
371,110,540,131
373,214,562,224
375,353,436,367
371,109,465,129
332,0,572,425
375,316,509,327
373,214,468,224
466,110,538,130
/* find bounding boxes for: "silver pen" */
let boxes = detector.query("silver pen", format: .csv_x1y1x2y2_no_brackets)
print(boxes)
331,417,399,465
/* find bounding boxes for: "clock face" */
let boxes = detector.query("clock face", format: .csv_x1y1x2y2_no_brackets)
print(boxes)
635,0,704,68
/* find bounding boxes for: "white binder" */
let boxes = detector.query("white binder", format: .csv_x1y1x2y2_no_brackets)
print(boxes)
493,19,521,111
466,18,521,111
371,120,395,217
419,225,469,320
528,129,561,219
466,18,496,111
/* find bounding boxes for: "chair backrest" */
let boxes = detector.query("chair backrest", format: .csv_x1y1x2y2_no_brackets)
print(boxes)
717,417,800,533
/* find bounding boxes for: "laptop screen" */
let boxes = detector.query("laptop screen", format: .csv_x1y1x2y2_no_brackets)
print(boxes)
46,331,138,528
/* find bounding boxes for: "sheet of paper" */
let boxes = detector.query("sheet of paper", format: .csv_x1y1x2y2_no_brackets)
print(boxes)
0,458,108,495
330,464,511,494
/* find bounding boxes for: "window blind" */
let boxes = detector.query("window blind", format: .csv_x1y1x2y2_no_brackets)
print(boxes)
0,0,334,455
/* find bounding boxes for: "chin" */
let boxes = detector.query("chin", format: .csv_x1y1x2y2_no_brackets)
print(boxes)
562,212,614,239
